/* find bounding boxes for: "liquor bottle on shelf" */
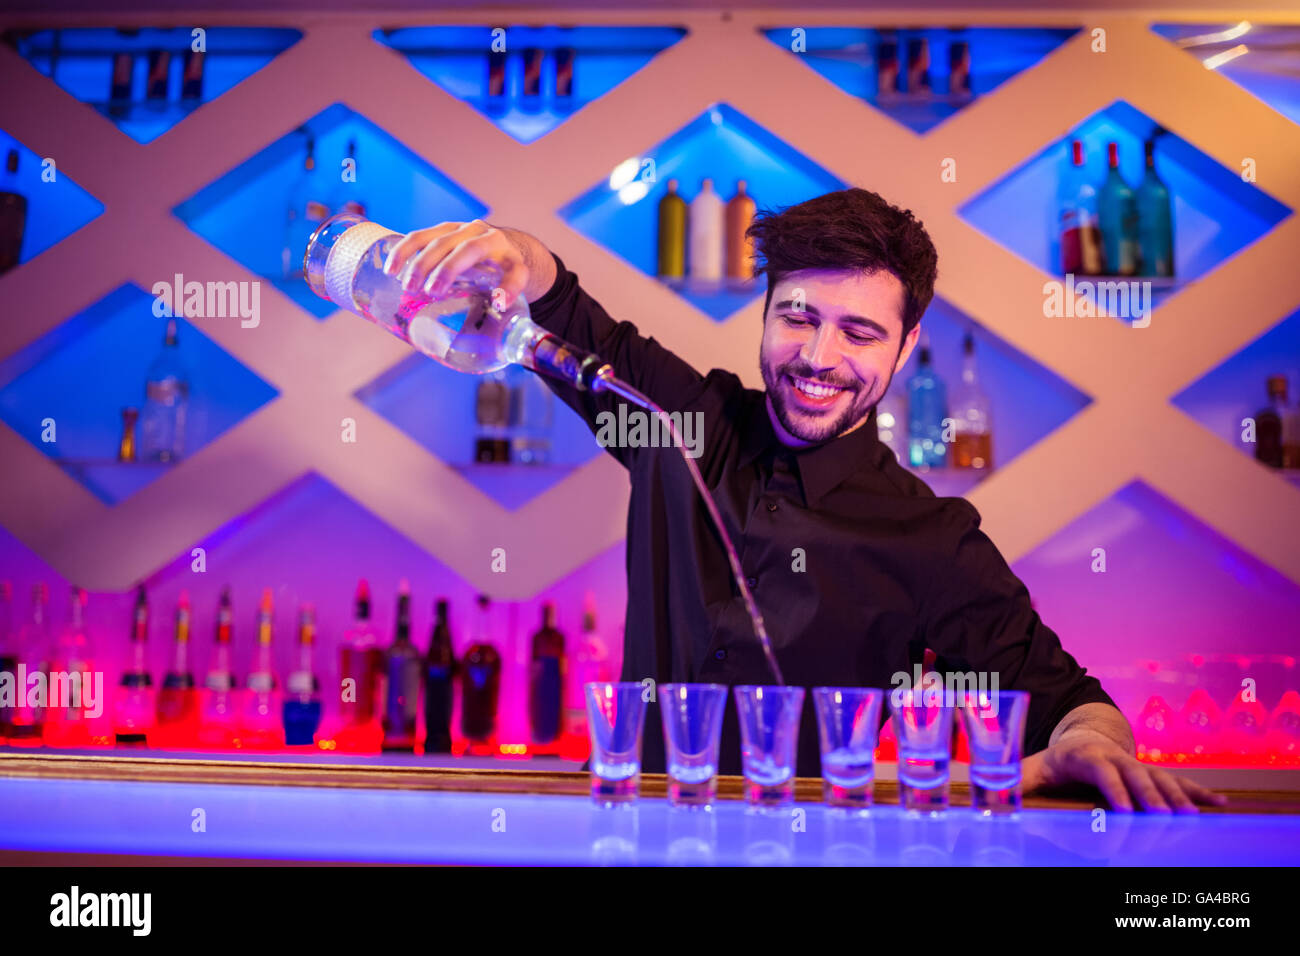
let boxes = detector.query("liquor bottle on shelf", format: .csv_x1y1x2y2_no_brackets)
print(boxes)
0,581,13,739
339,579,382,731
113,585,155,747
1222,688,1269,756
905,37,930,95
283,604,322,747
139,317,190,463
460,595,502,753
529,602,565,751
688,179,724,283
553,47,575,111
381,580,420,752
1179,688,1223,759
1266,690,1300,759
144,49,170,108
1135,695,1177,760
725,180,756,282
949,332,993,471
1253,375,1289,469
520,47,544,113
656,179,687,281
117,407,138,462
1136,139,1174,278
508,366,554,465
1097,141,1139,276
876,32,900,98
242,588,283,748
424,598,455,754
948,39,972,101
1059,140,1103,276
198,587,238,747
327,139,366,218
563,597,608,743
156,591,199,744
906,337,948,470
474,369,512,463
0,148,28,275
180,47,205,105
282,133,328,281
43,586,96,747
107,51,134,119
485,43,508,116
9,583,50,743
874,389,908,464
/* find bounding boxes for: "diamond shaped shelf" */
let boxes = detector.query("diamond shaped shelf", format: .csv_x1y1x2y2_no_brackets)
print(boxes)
559,103,846,321
3,27,303,144
889,296,1092,496
959,100,1292,319
356,355,602,511
173,102,489,320
374,25,687,144
1152,23,1300,128
0,129,103,269
760,26,1079,135
1174,305,1300,475
0,283,278,504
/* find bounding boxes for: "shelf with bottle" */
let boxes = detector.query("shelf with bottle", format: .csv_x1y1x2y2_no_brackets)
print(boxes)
3,28,303,145
1173,304,1300,479
760,26,1079,135
173,102,488,321
960,100,1291,319
0,284,277,505
1152,22,1300,129
560,103,845,321
373,25,687,145
0,131,104,276
873,297,1090,497
355,351,603,511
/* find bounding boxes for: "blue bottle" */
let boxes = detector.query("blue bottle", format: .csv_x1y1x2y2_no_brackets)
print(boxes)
907,342,948,470
283,604,322,746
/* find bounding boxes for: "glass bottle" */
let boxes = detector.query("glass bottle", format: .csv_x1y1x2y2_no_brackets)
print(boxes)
44,586,95,746
474,369,511,463
242,588,282,747
199,587,238,747
688,178,723,282
283,604,322,746
1135,139,1174,278
725,180,756,281
424,598,455,754
949,332,993,470
114,585,155,747
381,580,420,752
907,339,948,470
0,581,13,738
339,579,381,728
563,597,608,742
460,595,501,750
874,388,909,464
283,133,328,281
9,583,50,742
0,148,27,275
508,365,554,465
1254,375,1288,469
529,602,565,748
157,591,198,736
139,317,190,463
656,178,686,280
1097,141,1139,276
1058,139,1102,276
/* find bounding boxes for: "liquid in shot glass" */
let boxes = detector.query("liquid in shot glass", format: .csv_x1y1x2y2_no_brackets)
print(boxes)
734,685,805,808
660,684,727,808
959,689,1029,815
813,687,884,809
585,682,649,804
889,688,954,813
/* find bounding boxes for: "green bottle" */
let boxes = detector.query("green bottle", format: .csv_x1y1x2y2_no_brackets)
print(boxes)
1097,141,1139,276
656,178,686,279
1136,139,1174,278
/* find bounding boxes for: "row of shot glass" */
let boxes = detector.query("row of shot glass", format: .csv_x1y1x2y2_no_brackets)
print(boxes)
585,684,1030,813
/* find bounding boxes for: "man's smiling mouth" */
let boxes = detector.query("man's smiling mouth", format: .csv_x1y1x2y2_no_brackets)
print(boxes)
787,374,851,405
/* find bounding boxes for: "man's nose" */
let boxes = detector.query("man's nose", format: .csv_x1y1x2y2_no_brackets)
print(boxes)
800,325,841,372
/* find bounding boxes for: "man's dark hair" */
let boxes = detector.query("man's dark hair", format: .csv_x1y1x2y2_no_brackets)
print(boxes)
746,187,939,338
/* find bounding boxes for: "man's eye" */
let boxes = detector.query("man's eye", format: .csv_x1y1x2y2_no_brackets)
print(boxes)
782,314,811,327
846,333,879,346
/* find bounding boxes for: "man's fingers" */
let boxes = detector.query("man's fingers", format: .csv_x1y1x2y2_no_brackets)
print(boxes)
382,222,462,276
425,235,506,296
401,222,484,293
1177,775,1229,807
1119,761,1172,813
1149,767,1199,814
1087,758,1133,812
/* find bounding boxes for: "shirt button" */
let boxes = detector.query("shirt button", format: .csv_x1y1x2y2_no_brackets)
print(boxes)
766,501,778,512
745,576,757,588
714,649,727,661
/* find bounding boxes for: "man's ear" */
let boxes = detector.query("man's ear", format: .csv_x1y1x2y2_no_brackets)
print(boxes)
894,323,922,374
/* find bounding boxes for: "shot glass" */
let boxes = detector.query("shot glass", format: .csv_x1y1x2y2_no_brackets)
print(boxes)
585,682,649,804
889,688,955,813
660,683,728,808
734,685,805,808
813,687,884,809
958,689,1030,815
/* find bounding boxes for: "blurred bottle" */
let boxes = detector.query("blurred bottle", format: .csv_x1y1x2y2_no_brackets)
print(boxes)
563,596,608,742
907,337,948,470
107,51,134,120
327,138,366,218
180,48,205,105
339,579,382,728
282,133,328,281
948,39,972,100
656,179,687,280
508,366,554,465
520,47,544,113
553,47,576,111
725,180,756,281
1097,141,1139,276
877,33,900,97
949,332,993,470
461,595,502,752
157,591,198,743
198,587,237,748
118,407,139,462
144,49,170,107
139,317,190,463
0,581,13,739
9,584,50,743
485,43,508,116
382,580,420,752
1135,695,1176,760
688,178,723,282
0,148,28,275
1179,688,1223,759
43,586,96,747
113,585,155,747
1222,688,1269,757
1135,139,1174,278
905,37,930,95
1253,375,1289,469
529,602,565,749
475,369,512,463
1059,140,1103,276
242,588,283,748
424,598,455,754
874,389,908,464
283,604,321,746
1266,690,1300,761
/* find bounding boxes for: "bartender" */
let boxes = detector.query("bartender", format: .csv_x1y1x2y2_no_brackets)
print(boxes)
383,187,1226,813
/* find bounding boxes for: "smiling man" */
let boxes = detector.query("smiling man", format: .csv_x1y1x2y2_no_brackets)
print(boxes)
384,187,1224,813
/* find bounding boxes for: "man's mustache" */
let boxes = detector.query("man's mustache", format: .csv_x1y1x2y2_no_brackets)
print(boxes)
777,363,859,391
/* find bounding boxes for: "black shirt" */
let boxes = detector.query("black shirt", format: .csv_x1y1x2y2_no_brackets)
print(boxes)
529,253,1115,776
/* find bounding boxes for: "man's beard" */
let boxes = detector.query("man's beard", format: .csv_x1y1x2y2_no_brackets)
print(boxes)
761,353,885,445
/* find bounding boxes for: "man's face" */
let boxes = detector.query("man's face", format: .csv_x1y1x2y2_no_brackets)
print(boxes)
760,268,920,446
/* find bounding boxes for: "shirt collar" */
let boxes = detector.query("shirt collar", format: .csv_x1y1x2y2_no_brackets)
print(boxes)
738,393,885,507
